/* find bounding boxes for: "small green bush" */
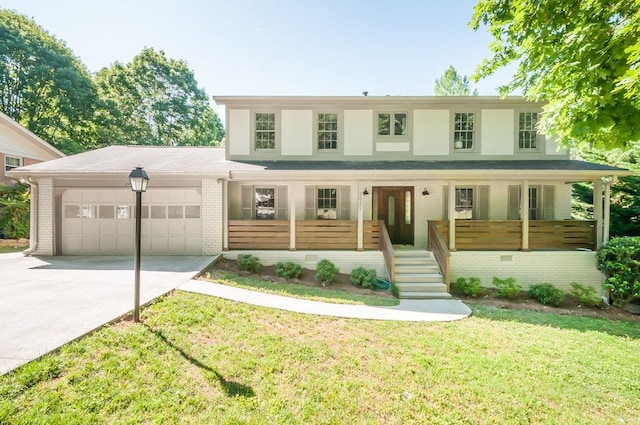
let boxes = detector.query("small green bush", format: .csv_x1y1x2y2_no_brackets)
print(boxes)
527,283,564,307
492,277,522,300
350,267,377,289
596,237,640,307
275,262,303,279
570,282,602,307
237,254,261,273
390,282,400,298
455,277,484,297
315,259,339,284
0,183,30,239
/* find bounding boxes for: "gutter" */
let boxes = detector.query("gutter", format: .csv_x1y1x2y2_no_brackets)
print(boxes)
22,177,38,256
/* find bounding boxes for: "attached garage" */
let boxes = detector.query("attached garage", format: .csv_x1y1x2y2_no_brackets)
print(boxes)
61,188,202,255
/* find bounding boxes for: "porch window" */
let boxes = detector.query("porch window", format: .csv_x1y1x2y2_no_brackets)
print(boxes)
378,112,407,136
239,185,287,219
453,112,474,150
507,185,555,220
318,113,338,150
255,113,276,150
255,188,275,219
317,188,337,219
518,112,538,150
5,156,21,172
455,188,474,220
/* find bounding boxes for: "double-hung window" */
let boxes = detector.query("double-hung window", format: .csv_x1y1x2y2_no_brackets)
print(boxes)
305,186,350,220
316,188,337,220
518,112,538,150
453,112,475,150
378,113,407,136
5,156,21,173
255,113,275,150
454,187,474,220
240,186,287,220
443,185,489,220
255,188,275,219
318,113,338,150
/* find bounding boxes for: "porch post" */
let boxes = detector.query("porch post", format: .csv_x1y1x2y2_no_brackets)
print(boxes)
448,181,456,251
357,189,364,251
593,179,603,248
603,177,612,244
521,180,529,251
222,179,229,251
289,186,296,251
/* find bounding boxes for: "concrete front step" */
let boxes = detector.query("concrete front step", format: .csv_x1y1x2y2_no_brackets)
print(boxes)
393,250,450,299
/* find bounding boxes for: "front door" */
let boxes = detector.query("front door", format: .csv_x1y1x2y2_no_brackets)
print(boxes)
375,187,414,245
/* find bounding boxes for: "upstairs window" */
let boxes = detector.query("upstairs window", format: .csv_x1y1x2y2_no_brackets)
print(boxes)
378,113,407,136
5,156,21,172
519,112,538,150
453,112,474,150
255,113,275,150
318,113,338,150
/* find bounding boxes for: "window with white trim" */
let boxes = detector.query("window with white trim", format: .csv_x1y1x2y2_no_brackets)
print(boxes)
255,188,275,219
378,112,407,136
317,188,337,220
453,112,474,150
5,156,21,172
318,113,338,150
255,113,275,150
455,187,474,219
519,112,538,150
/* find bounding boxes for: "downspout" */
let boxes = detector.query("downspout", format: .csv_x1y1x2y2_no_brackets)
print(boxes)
22,177,38,256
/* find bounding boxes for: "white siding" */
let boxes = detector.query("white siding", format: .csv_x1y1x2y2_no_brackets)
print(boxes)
376,142,410,152
413,110,449,156
0,122,59,161
281,110,313,156
344,110,373,156
228,109,251,156
545,135,568,156
481,109,514,156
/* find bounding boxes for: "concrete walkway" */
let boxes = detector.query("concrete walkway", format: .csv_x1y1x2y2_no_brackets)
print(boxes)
179,280,472,322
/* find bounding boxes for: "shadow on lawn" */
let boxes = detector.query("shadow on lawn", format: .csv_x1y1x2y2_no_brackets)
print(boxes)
145,325,255,398
470,304,640,339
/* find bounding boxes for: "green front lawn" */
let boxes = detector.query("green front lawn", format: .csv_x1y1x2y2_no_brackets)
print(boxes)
1,291,639,424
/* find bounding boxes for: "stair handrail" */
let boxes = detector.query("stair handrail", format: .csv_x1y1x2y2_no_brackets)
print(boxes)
428,221,451,292
379,220,395,283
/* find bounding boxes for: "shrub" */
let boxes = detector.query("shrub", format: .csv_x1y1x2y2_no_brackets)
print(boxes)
570,282,602,307
350,267,377,289
315,259,339,284
237,254,261,273
390,282,400,298
596,237,640,307
455,277,484,297
275,261,303,279
0,183,30,239
492,277,521,300
527,283,564,307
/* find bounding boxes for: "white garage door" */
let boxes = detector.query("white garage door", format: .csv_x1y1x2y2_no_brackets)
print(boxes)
62,188,202,255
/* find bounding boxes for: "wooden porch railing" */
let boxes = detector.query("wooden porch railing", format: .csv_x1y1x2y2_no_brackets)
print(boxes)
379,220,395,283
228,220,290,249
428,222,451,291
430,220,596,251
228,219,381,250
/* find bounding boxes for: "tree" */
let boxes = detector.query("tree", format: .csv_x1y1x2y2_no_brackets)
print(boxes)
0,9,98,154
0,183,30,238
95,48,224,147
470,0,640,149
434,66,478,96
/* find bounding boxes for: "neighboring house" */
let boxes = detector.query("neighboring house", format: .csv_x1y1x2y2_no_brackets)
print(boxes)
0,111,64,186
9,96,630,298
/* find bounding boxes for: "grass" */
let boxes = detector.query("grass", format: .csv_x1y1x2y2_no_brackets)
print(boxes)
203,270,399,306
1,291,639,424
0,245,25,253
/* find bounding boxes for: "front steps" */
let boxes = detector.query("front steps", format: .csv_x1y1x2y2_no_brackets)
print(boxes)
393,250,451,299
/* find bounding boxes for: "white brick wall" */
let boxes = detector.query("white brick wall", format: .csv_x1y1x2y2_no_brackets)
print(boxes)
223,250,389,279
450,251,602,291
201,178,222,255
34,178,54,255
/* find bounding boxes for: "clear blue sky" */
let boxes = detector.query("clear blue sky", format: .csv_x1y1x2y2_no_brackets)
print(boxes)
3,0,514,114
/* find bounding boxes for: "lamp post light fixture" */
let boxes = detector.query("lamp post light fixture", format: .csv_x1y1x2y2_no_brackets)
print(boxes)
128,166,150,322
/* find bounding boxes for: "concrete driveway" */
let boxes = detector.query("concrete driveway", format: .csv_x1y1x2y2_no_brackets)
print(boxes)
0,253,213,375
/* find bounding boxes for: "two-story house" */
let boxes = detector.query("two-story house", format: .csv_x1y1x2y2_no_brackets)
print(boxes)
10,96,629,298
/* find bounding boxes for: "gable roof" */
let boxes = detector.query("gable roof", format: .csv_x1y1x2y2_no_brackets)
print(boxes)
0,111,65,159
9,145,630,181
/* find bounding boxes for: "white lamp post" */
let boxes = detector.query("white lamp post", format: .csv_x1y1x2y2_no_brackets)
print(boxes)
128,166,150,322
